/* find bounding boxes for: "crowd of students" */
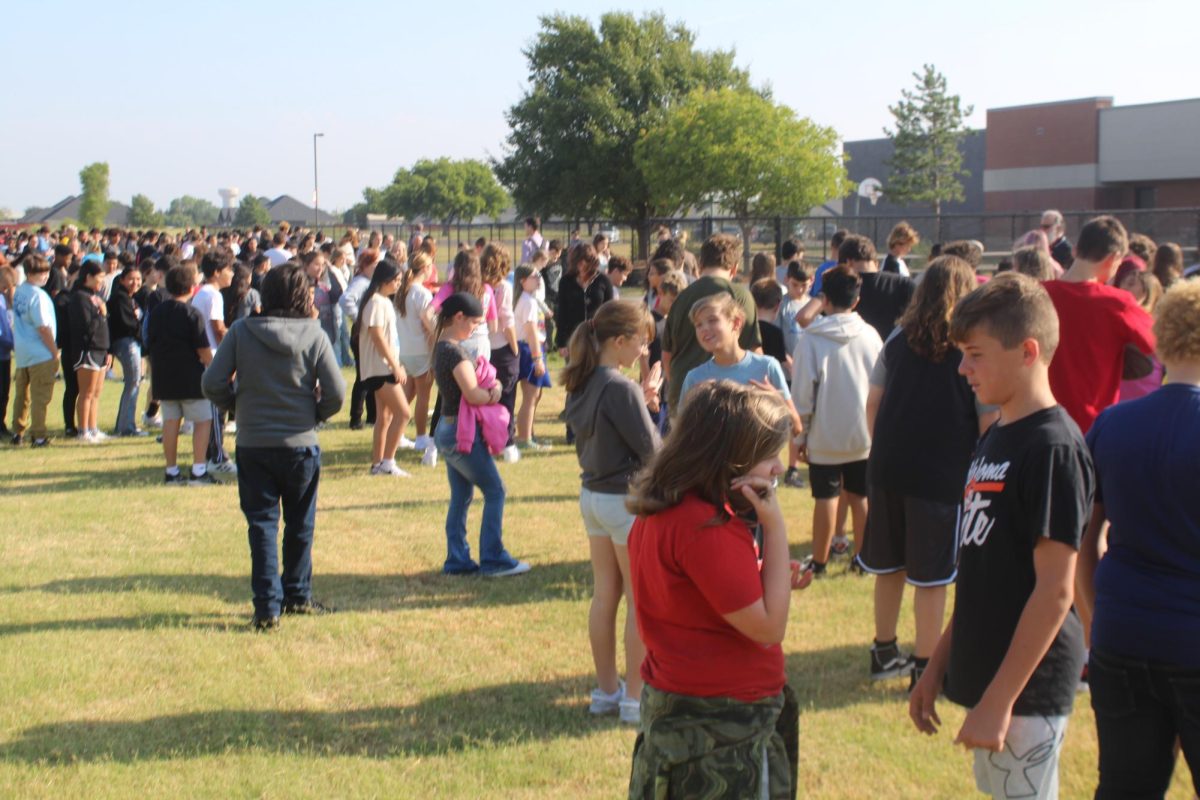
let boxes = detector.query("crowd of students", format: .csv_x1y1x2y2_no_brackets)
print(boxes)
2,213,1198,798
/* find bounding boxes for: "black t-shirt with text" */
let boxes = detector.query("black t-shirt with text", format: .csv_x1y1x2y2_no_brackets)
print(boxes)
857,271,914,341
145,299,209,400
946,405,1093,717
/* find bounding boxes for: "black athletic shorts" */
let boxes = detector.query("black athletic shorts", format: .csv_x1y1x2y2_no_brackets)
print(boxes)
361,374,398,393
807,459,867,500
858,487,959,585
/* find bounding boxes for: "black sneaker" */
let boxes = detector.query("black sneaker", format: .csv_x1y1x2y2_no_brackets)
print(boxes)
252,615,280,632
187,470,221,486
799,555,826,577
348,420,364,431
64,427,79,439
31,437,51,448
10,433,23,446
870,640,913,681
847,555,867,576
163,471,187,486
282,599,335,616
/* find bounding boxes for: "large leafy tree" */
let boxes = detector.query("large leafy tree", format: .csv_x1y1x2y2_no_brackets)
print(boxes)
128,194,163,227
884,64,973,216
234,195,272,227
164,195,219,229
637,88,848,267
379,158,508,229
495,12,751,257
78,162,111,228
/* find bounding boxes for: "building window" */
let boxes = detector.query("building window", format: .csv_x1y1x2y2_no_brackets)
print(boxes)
1135,186,1156,209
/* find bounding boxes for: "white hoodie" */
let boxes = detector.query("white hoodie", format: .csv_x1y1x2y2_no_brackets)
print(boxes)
791,311,883,464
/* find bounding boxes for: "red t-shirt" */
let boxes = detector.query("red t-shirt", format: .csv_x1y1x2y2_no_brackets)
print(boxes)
628,494,785,702
1044,280,1155,433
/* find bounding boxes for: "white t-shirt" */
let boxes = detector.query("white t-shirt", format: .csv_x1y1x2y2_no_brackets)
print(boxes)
395,284,433,356
358,293,397,380
514,292,545,347
191,283,224,350
264,247,292,267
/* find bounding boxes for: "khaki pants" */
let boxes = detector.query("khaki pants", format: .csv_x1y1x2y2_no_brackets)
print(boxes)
12,358,57,440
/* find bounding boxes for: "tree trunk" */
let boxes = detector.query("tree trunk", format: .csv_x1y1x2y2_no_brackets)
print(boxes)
740,220,754,274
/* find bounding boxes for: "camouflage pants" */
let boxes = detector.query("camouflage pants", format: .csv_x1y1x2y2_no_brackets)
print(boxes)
629,684,799,800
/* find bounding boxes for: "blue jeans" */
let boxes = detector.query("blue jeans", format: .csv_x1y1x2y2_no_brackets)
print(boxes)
1090,648,1200,798
434,418,517,575
236,446,321,618
111,337,141,434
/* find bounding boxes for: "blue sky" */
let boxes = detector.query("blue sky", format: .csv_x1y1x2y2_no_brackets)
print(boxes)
5,0,1197,216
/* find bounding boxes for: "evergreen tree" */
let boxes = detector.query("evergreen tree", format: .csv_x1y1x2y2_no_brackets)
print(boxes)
884,65,973,215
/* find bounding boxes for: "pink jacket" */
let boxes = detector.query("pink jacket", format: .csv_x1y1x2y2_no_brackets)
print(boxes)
457,355,511,455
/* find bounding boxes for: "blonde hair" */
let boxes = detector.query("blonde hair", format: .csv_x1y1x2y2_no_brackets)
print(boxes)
688,291,745,327
561,300,654,394
395,251,433,317
1154,280,1200,363
659,270,687,298
626,381,790,523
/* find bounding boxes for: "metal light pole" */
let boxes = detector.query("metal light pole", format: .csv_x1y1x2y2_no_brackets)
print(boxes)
312,132,325,229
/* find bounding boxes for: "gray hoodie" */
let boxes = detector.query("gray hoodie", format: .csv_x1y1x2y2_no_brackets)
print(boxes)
202,316,346,448
564,366,660,494
791,311,883,464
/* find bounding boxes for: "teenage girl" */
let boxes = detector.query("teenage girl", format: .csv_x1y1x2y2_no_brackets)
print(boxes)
482,243,520,461
353,260,411,477
1117,269,1165,402
626,380,810,797
394,251,437,452
67,261,111,443
562,300,660,725
513,265,551,450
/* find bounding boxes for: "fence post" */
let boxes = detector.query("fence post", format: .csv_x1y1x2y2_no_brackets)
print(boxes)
774,216,783,261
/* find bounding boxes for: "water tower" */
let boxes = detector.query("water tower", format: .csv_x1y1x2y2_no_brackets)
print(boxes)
218,187,240,210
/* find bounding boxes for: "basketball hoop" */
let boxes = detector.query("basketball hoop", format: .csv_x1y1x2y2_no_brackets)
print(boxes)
858,178,883,207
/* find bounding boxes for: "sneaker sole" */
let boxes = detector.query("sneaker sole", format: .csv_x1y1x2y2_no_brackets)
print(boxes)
870,662,914,681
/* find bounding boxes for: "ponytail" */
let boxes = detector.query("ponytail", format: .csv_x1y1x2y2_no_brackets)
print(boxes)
561,299,654,394
396,251,433,318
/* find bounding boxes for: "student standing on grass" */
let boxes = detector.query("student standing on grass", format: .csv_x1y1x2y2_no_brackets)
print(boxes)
147,264,215,486
0,266,14,437
482,244,520,464
860,256,998,687
192,249,236,475
1076,280,1200,798
513,265,551,451
340,248,379,431
792,267,883,575
354,260,412,478
107,264,145,437
202,264,346,631
67,261,111,444
8,255,57,447
563,300,660,727
626,381,810,798
911,273,1093,800
431,292,530,578
395,250,438,459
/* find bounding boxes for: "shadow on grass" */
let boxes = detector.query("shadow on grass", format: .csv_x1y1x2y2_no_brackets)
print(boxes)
14,560,595,612
320,493,580,513
0,613,241,636
0,646,892,764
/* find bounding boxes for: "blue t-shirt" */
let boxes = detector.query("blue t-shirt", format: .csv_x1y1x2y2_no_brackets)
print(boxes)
679,351,789,408
1086,383,1200,668
11,281,56,368
810,259,838,298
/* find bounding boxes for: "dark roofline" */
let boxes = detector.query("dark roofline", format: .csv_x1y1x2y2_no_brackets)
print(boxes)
988,96,1113,113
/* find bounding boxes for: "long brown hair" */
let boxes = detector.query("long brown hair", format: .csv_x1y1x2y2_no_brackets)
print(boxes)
480,242,510,287
568,242,600,284
561,300,653,394
898,255,975,362
396,251,433,318
626,381,790,524
450,250,483,299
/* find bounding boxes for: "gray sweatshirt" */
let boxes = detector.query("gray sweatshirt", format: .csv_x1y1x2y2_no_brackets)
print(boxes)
202,316,346,448
564,366,660,494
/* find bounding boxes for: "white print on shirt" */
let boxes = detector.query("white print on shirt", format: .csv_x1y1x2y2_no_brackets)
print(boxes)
959,457,1010,549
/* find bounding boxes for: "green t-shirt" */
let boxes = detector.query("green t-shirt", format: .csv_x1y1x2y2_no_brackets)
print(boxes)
663,275,761,413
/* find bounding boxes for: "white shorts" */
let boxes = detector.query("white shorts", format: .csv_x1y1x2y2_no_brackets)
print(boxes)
973,714,1068,799
579,488,635,546
160,399,213,423
397,352,431,377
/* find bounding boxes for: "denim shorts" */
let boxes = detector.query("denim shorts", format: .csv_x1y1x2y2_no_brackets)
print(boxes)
579,488,635,546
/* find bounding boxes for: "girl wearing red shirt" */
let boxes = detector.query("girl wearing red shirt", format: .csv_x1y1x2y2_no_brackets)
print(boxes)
626,380,810,799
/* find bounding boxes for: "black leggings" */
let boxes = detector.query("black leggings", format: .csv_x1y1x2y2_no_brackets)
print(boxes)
61,351,78,432
349,338,376,425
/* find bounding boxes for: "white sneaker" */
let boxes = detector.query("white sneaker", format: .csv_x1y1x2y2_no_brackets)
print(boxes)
371,461,411,477
399,435,416,449
484,561,531,578
501,444,520,463
142,413,162,429
619,697,641,726
589,680,625,715
413,435,432,451
224,420,237,435
421,446,438,467
87,430,109,443
207,459,237,475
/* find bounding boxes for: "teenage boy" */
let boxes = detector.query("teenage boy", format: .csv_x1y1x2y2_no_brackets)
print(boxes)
663,233,760,414
780,261,813,359
1043,215,1155,434
678,292,790,407
606,256,632,300
753,277,807,490
193,249,235,475
777,238,804,286
9,255,58,447
911,273,1093,800
146,264,215,485
809,228,849,298
792,267,883,574
521,216,544,265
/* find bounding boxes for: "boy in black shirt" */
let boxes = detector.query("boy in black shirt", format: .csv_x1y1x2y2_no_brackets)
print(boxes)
910,273,1093,799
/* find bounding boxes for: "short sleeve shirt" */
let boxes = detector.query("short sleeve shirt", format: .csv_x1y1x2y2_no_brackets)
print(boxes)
11,282,56,367
146,299,208,400
395,284,433,356
663,276,761,411
514,293,544,346
358,293,397,380
679,351,788,409
190,284,224,351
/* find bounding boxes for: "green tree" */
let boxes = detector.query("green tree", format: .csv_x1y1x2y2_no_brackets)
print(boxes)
636,88,848,267
379,158,508,230
164,195,219,229
128,194,163,227
884,64,974,216
495,12,751,258
234,195,272,228
78,162,111,228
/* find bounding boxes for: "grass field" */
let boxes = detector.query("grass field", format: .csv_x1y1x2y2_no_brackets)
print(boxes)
1,362,1194,799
